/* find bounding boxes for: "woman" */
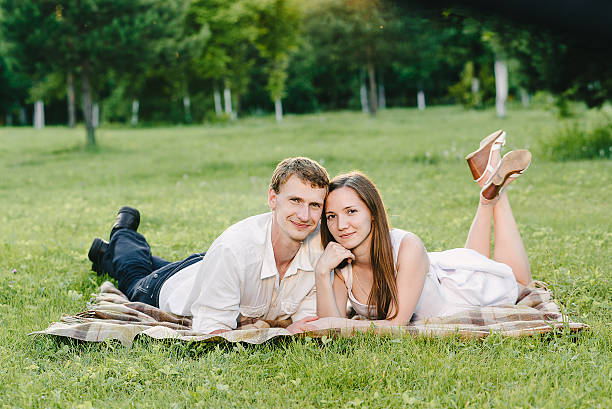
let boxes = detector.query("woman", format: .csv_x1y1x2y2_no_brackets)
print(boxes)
314,130,533,325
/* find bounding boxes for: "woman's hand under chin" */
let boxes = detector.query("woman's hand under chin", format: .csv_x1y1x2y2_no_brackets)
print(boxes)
315,242,355,276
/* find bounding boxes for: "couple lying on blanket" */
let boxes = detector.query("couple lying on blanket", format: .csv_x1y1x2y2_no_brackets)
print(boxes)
88,130,532,335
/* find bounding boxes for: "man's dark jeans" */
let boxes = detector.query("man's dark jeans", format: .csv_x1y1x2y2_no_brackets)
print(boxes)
100,229,205,307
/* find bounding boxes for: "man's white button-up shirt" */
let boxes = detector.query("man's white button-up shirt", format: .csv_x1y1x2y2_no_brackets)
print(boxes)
158,212,323,333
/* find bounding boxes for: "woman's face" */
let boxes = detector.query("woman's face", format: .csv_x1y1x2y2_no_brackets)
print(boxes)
325,187,373,251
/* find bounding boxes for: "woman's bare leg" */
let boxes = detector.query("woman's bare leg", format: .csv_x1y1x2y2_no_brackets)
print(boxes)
492,191,532,285
465,142,502,258
464,200,494,258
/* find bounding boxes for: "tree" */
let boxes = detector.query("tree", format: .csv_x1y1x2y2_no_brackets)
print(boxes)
187,0,260,118
254,0,301,122
0,52,30,125
498,27,612,111
1,0,175,146
419,2,612,110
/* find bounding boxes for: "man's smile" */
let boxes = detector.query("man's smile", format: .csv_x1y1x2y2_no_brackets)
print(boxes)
291,220,313,229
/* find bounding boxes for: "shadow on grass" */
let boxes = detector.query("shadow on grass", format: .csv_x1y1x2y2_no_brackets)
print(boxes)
16,143,134,167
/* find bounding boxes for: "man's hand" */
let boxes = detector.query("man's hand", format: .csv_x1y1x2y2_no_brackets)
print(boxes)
286,316,319,335
209,328,231,335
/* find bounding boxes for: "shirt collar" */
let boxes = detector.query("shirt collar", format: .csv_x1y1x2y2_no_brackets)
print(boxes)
260,215,315,280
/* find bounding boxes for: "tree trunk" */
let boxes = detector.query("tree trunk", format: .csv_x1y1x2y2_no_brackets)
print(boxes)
18,106,26,125
232,93,239,120
275,97,283,123
471,77,480,94
213,87,223,116
417,90,426,110
67,72,76,128
183,95,192,123
360,67,369,113
92,103,99,128
33,100,45,129
520,88,530,107
131,99,139,126
494,60,508,118
223,86,233,117
378,83,386,110
80,63,96,147
366,59,377,116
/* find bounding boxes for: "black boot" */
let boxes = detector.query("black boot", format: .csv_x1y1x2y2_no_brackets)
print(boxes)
110,206,140,238
88,238,109,275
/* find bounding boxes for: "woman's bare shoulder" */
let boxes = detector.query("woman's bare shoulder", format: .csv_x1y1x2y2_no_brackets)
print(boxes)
397,232,429,267
398,231,425,250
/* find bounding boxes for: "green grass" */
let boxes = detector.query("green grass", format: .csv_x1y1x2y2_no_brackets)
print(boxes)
0,106,610,408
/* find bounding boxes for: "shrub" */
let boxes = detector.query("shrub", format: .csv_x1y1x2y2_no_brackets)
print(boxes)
538,120,612,161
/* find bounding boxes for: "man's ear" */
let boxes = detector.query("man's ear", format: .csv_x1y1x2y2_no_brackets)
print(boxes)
268,188,277,211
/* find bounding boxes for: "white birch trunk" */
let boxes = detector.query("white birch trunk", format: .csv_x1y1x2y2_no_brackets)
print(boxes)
92,103,99,128
275,97,283,123
520,88,530,107
417,90,426,110
223,87,233,116
183,95,191,123
131,99,140,126
378,84,386,109
494,60,508,118
471,78,480,94
33,100,45,129
360,68,369,113
130,99,140,126
213,88,223,116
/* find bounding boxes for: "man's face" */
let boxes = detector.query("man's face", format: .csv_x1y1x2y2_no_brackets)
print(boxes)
268,174,327,243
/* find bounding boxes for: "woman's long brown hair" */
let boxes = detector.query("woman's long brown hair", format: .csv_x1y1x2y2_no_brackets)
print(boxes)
320,171,399,319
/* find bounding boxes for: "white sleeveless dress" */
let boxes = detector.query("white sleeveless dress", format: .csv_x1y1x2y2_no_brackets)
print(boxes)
339,228,519,321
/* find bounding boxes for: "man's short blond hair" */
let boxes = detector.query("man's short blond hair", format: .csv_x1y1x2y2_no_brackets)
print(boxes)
270,157,329,193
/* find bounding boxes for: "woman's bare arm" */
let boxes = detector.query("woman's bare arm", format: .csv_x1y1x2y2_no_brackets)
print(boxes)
315,242,353,318
307,234,428,332
387,233,429,325
315,269,350,318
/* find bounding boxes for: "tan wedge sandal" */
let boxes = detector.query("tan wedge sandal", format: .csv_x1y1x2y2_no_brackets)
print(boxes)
466,130,506,183
481,149,532,200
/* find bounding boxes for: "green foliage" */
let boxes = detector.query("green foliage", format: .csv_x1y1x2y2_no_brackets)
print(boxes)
538,119,612,161
0,0,177,142
187,0,261,109
2,1,611,125
27,71,66,102
0,107,610,407
254,0,301,102
0,44,29,118
448,61,495,109
495,25,612,108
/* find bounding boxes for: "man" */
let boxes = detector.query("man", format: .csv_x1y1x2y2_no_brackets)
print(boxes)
87,157,328,334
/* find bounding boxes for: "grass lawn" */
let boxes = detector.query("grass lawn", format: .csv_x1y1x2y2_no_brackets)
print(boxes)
0,106,610,408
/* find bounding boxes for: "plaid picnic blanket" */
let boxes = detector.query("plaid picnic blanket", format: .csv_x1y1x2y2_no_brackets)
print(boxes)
31,280,589,347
